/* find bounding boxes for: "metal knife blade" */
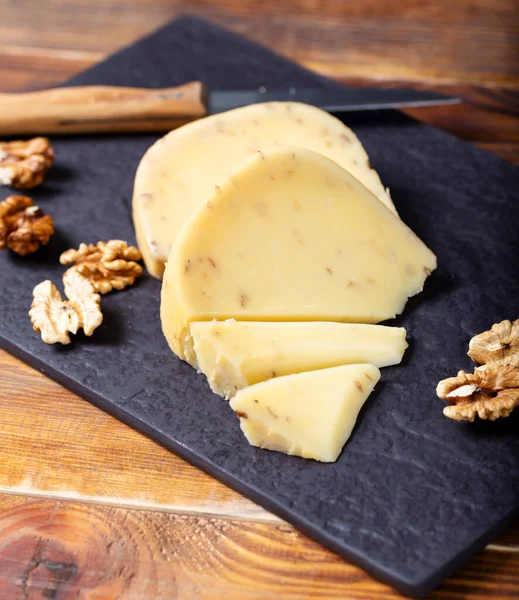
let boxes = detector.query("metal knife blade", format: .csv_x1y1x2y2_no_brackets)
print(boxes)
208,86,460,114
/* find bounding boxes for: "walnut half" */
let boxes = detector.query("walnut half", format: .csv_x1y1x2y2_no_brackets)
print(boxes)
437,364,519,422
29,269,103,345
468,319,519,368
0,137,54,189
60,240,143,294
0,195,54,255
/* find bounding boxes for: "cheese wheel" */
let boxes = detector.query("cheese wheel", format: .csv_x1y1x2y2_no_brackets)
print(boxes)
161,146,436,362
133,102,396,278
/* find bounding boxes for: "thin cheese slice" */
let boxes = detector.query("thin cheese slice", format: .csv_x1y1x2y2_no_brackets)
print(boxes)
191,320,407,398
229,364,381,462
133,102,396,278
161,147,436,361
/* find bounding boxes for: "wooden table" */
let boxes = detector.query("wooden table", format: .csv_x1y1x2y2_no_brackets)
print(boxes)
1,1,518,598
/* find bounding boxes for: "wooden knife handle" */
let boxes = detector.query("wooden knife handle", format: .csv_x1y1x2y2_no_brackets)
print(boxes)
0,82,208,135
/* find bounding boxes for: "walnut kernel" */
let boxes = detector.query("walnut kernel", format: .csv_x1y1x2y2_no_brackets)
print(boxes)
60,240,143,294
0,138,54,189
29,269,103,345
437,364,519,422
0,195,54,255
468,319,519,368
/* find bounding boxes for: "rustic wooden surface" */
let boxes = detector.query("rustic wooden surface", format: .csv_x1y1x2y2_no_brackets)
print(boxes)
0,1,518,598
1,353,519,599
0,0,518,164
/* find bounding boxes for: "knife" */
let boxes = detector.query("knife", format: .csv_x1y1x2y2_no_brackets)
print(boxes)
0,81,459,136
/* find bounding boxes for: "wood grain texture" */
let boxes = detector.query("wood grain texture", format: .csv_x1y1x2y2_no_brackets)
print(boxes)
1,353,519,599
1,0,518,87
0,350,272,522
0,494,518,600
0,1,518,597
0,82,208,135
0,0,517,164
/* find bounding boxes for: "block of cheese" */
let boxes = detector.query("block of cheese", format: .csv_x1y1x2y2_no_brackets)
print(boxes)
229,364,381,462
190,320,407,398
133,101,396,278
161,147,436,361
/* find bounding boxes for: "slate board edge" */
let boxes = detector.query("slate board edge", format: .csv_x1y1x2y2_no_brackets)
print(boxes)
63,14,353,94
61,13,488,159
3,334,517,598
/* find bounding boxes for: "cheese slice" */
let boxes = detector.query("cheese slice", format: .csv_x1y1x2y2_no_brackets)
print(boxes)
191,320,406,398
229,364,381,462
161,147,436,361
133,101,396,278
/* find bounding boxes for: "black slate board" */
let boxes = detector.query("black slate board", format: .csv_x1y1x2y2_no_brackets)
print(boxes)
1,16,518,597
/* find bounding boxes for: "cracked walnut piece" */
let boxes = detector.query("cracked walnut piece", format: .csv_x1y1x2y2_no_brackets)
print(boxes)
0,137,54,189
0,195,54,255
60,240,143,294
437,364,519,422
468,319,519,368
29,269,103,345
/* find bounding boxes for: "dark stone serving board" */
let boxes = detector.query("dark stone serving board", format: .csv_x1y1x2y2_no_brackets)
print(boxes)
1,16,518,598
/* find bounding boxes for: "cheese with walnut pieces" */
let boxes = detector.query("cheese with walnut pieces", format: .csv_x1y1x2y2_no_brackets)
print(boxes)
229,364,381,462
161,147,436,362
190,320,407,398
133,101,396,278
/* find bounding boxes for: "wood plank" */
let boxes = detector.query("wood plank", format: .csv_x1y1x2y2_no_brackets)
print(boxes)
0,493,517,599
402,102,519,165
1,349,517,546
0,51,517,165
0,44,517,164
0,0,517,88
1,0,518,164
0,47,100,93
0,350,273,522
475,142,519,164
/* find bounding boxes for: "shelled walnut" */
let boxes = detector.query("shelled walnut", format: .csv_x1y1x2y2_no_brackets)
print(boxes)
0,137,54,189
468,319,519,368
60,240,143,294
0,195,54,255
29,269,103,345
438,319,519,422
437,364,519,422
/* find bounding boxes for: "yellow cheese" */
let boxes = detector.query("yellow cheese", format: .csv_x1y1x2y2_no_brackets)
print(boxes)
133,102,396,278
161,147,436,361
229,364,381,462
191,320,407,398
